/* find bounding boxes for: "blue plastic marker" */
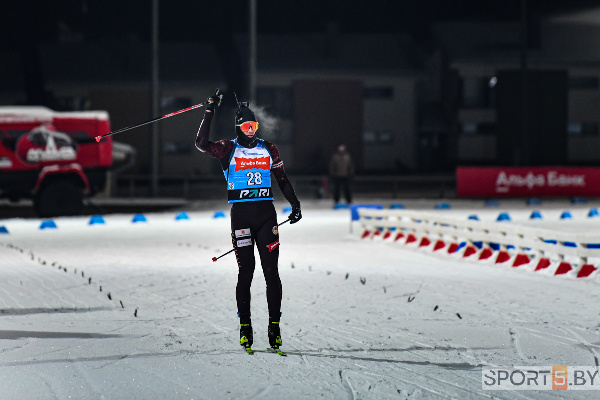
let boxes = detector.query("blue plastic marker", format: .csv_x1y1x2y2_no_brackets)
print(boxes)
175,212,190,220
40,220,57,229
132,214,147,223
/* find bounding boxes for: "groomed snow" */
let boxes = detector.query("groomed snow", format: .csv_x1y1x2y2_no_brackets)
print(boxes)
1,198,600,399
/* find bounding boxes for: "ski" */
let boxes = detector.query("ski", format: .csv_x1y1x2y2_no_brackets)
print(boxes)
267,346,287,356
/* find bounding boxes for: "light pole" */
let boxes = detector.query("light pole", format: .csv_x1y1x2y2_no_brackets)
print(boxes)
151,0,160,196
520,0,528,166
249,0,257,103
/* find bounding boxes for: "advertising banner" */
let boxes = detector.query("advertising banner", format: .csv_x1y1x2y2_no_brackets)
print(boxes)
457,167,600,197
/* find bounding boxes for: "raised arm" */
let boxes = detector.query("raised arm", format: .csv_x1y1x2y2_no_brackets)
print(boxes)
195,90,234,163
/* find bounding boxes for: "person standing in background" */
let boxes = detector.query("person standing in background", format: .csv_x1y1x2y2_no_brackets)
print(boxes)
328,143,354,208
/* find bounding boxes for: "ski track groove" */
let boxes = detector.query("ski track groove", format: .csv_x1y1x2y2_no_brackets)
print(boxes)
5,242,236,342
281,341,494,399
126,360,194,394
36,372,59,400
562,327,600,367
375,345,493,399
1,256,55,311
441,365,539,400
521,326,584,346
338,369,356,400
2,245,103,312
387,362,494,399
509,327,529,363
248,384,272,400
72,361,103,399
361,368,446,398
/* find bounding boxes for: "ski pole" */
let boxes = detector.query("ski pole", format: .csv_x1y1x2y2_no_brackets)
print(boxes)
95,103,205,142
212,218,290,262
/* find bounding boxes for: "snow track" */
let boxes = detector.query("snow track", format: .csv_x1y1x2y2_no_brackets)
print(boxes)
1,199,600,399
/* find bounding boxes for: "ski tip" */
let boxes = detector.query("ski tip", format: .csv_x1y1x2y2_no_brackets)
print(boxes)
95,136,101,142
212,257,217,262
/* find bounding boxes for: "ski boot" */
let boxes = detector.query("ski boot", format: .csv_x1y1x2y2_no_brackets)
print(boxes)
267,320,286,356
239,313,254,354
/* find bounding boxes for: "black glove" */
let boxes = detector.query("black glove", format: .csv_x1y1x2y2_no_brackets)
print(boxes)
289,205,302,224
206,89,223,111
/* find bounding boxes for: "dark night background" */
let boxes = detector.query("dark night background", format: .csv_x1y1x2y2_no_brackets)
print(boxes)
2,0,597,104
2,0,600,203
4,1,597,48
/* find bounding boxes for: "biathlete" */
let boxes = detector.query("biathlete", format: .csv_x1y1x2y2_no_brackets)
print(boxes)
195,89,302,354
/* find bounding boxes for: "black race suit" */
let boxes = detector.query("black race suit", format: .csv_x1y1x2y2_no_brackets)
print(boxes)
195,111,300,322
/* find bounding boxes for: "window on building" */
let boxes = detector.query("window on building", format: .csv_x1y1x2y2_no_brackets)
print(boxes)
568,76,599,90
568,122,598,136
461,122,496,135
460,76,495,108
363,131,377,144
363,130,393,144
364,86,394,99
378,131,393,144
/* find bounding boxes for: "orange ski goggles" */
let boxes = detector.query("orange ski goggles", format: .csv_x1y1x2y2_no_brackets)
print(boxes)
237,121,259,131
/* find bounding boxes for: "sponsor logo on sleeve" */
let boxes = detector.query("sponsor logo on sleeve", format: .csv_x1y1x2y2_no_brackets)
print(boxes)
272,226,278,235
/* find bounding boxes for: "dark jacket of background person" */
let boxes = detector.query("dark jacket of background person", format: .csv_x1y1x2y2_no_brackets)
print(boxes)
328,144,354,204
328,145,354,178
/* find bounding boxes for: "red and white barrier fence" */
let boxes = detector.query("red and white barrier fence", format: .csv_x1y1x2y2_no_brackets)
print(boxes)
357,208,600,280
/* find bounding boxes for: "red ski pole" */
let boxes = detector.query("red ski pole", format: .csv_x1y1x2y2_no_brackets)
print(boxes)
212,219,290,262
95,103,205,142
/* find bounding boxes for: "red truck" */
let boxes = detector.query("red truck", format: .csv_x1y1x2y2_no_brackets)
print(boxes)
0,106,113,217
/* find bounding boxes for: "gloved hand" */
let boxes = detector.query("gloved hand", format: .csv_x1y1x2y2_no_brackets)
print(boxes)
206,89,223,111
288,205,302,224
